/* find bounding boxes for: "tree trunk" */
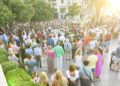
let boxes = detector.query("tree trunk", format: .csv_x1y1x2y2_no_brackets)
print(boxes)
95,7,101,25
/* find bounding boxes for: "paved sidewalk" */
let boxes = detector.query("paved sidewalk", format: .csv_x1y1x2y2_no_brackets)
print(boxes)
0,65,8,86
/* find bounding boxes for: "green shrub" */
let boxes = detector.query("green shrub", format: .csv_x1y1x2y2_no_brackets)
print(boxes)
2,61,18,74
0,48,8,63
6,68,36,86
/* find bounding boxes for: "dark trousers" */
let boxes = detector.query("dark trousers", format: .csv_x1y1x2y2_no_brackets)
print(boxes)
68,79,78,86
80,78,91,86
35,55,42,68
72,48,77,60
47,57,54,73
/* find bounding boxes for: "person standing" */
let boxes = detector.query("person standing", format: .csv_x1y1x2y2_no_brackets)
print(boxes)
24,54,37,75
25,45,33,55
53,42,64,70
47,35,54,47
75,47,83,69
8,51,19,63
64,40,72,61
84,33,91,54
95,48,103,80
33,44,42,68
47,46,55,73
20,43,26,63
66,63,79,86
87,49,98,77
11,41,20,58
80,61,93,86
104,31,112,53
72,41,77,60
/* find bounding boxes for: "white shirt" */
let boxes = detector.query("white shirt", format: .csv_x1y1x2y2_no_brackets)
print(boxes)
59,35,66,42
33,47,42,56
66,70,79,81
23,34,27,41
11,44,19,54
52,37,58,45
8,55,19,62
89,40,97,49
51,74,55,81
75,55,82,67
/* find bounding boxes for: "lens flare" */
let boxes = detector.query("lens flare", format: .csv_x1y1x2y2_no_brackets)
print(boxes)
109,0,120,9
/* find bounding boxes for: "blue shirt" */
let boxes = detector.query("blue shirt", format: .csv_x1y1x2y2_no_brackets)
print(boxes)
25,48,33,55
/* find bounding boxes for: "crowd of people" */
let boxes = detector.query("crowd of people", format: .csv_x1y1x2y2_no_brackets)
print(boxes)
0,20,120,86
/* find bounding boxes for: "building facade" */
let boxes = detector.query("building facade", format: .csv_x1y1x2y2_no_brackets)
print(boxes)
47,0,82,19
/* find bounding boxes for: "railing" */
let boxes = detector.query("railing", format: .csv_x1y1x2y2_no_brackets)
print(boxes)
0,65,8,86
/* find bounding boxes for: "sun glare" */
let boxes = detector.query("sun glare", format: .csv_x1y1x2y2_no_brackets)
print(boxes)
109,0,120,8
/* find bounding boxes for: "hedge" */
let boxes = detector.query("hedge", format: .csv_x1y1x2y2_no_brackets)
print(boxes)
2,61,18,74
0,48,8,64
6,68,37,86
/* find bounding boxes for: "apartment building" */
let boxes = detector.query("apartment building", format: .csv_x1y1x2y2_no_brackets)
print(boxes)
47,0,82,19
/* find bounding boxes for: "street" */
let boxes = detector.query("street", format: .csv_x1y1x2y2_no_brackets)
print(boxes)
40,39,120,86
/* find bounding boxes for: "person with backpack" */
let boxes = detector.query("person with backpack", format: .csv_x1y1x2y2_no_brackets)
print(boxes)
64,39,72,61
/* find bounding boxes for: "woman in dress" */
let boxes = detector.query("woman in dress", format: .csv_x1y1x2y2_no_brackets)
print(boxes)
95,48,103,80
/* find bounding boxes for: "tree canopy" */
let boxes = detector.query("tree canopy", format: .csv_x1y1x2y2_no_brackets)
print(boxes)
0,4,13,27
68,3,80,16
0,0,55,28
9,0,35,22
32,0,55,21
